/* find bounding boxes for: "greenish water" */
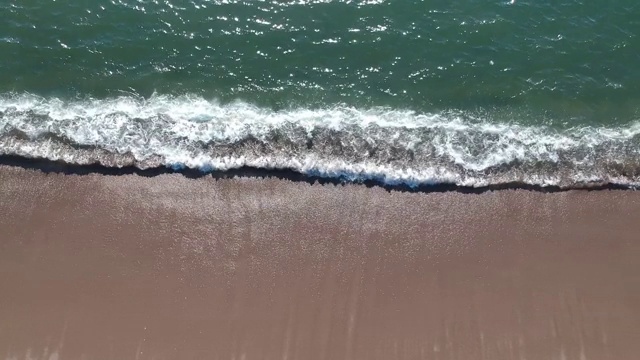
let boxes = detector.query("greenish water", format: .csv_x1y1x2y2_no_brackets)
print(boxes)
1,0,640,186
3,0,639,124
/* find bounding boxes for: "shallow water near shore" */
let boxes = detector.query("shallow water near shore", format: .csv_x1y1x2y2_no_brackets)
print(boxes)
1,1,640,186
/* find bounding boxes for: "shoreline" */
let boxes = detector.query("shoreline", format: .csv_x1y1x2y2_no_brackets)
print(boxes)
1,165,640,359
0,155,634,194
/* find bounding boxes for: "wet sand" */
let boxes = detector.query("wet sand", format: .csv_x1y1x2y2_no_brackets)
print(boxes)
1,165,639,360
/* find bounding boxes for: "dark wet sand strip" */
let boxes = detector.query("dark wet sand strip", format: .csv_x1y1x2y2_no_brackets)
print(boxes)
1,166,639,360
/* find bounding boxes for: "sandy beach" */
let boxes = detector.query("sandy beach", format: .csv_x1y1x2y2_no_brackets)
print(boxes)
1,165,639,360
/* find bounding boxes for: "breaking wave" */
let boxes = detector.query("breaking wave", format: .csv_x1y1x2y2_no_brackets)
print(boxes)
1,93,640,188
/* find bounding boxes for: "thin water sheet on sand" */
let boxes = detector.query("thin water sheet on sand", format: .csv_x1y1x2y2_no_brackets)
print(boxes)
0,166,639,360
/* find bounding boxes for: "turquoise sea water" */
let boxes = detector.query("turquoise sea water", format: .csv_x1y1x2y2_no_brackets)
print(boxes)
1,0,640,187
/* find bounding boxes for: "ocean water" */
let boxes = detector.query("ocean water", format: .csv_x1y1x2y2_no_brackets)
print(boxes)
1,0,639,187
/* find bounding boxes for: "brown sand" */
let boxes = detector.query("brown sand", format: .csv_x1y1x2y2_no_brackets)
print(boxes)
1,166,639,360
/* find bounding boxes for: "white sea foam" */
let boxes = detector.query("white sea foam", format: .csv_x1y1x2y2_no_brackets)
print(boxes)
1,93,640,188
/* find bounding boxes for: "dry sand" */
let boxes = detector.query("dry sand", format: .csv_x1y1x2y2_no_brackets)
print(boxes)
1,165,639,360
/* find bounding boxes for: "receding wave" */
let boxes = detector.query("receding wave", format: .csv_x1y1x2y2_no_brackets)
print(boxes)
1,93,640,188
